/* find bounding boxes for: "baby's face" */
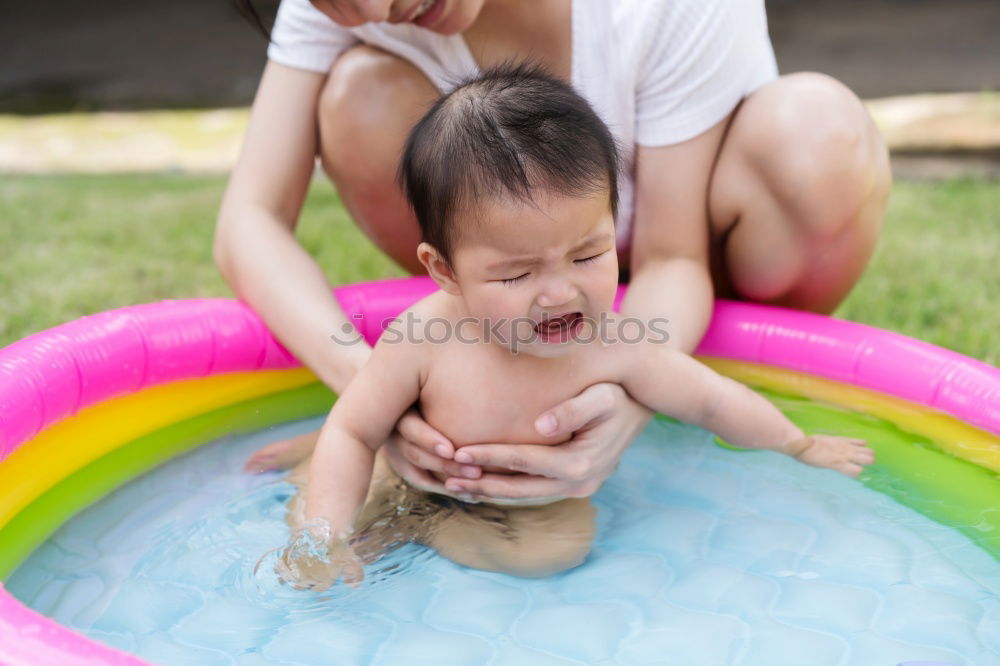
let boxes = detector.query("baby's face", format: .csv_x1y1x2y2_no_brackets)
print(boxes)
449,190,618,358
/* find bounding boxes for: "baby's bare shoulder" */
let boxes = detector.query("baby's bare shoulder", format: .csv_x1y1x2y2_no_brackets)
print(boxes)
373,292,462,382
379,291,453,338
410,290,455,318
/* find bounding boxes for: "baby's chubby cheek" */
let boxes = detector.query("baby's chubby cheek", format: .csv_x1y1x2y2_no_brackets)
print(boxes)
465,306,535,347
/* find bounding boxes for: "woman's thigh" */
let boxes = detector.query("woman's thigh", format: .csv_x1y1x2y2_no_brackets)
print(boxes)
317,45,442,274
707,72,891,313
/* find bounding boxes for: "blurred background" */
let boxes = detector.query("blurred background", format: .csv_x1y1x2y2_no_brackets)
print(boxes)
1,0,998,361
2,0,998,110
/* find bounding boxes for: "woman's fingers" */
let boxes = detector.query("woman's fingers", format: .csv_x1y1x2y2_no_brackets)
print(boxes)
396,409,455,459
444,473,568,501
388,383,648,502
534,383,620,437
399,436,481,479
452,383,650,500
382,409,483,490
380,440,451,493
453,443,568,478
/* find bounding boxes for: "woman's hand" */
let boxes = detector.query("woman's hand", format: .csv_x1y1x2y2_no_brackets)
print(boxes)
244,407,479,492
381,408,484,495
439,383,653,501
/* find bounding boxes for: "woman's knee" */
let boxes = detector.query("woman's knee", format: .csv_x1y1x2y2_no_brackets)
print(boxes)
728,72,891,240
318,45,438,180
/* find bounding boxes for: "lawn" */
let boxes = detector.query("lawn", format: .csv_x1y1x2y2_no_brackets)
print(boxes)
1,174,997,365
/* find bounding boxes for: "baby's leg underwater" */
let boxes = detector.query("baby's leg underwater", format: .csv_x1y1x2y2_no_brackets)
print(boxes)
427,498,597,578
283,454,596,579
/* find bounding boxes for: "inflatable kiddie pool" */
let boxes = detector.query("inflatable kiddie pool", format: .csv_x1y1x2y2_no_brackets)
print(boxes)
1,276,998,665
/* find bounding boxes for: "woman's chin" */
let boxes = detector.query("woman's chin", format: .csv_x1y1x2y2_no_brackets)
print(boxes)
428,3,480,35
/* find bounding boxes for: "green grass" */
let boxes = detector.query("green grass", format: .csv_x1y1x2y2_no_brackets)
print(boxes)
0,173,404,346
836,179,998,365
1,174,996,365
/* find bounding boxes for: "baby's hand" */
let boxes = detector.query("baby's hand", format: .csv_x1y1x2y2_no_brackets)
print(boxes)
788,434,874,478
275,527,364,591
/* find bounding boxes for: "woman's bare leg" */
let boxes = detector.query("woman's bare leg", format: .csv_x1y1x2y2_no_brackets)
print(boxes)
708,72,892,313
317,57,892,314
317,45,441,274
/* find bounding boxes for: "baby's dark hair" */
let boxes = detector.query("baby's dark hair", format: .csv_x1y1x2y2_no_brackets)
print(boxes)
398,62,620,262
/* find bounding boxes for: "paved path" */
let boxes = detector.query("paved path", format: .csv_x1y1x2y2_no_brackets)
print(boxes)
1,94,996,176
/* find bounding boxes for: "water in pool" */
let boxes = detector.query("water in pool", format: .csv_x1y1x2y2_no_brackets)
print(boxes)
8,404,1000,665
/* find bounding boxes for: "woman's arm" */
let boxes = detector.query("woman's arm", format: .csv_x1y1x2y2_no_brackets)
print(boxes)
214,61,371,393
226,62,471,482
621,116,730,354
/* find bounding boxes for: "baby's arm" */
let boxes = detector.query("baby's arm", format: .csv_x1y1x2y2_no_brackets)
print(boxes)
620,344,873,477
303,321,424,539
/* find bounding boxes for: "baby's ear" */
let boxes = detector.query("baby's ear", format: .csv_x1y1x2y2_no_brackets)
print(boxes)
417,242,461,295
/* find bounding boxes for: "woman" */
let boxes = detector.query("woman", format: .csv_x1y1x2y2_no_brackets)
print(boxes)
215,0,891,503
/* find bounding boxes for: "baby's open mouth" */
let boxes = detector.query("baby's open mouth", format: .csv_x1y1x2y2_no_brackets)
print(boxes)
534,312,584,343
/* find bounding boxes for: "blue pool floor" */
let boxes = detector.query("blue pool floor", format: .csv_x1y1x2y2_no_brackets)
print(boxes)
8,415,1000,666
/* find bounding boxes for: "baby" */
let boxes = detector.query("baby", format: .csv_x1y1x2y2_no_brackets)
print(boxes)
277,63,874,589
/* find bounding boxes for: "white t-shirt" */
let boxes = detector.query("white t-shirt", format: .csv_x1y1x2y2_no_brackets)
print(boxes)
268,0,778,252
